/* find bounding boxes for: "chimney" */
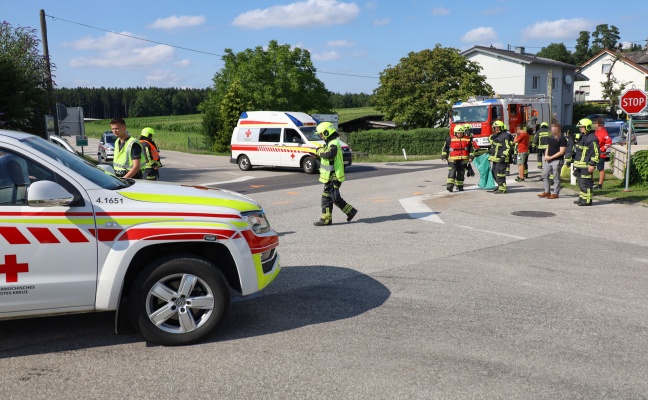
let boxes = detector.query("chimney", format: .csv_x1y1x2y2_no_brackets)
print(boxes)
513,46,525,55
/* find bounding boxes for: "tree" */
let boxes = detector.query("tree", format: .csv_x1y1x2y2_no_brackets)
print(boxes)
129,89,168,117
601,54,627,113
0,21,51,136
373,44,493,128
590,24,621,55
536,43,573,64
200,40,331,149
572,31,591,65
217,79,246,152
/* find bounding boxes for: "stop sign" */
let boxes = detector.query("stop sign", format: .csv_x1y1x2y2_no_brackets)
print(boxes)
619,89,647,114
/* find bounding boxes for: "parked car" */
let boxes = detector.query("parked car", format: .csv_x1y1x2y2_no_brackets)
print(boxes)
99,131,116,162
49,134,77,154
584,114,626,135
632,110,648,132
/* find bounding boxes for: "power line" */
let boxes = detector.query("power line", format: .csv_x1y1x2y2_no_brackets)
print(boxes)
45,13,378,79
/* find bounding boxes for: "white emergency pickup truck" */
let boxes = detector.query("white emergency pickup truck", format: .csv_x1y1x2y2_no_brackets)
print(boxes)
0,130,280,345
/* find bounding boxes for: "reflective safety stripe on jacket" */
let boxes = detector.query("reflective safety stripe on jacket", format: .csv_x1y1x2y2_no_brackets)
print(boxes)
113,136,139,173
140,140,160,169
319,138,345,183
447,137,473,161
488,132,511,162
573,131,600,168
537,129,550,149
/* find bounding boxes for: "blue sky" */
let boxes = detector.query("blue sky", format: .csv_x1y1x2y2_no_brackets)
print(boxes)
3,0,647,94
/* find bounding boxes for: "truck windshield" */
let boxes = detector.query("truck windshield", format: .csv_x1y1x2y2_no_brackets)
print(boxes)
300,127,322,141
452,106,488,123
22,136,128,190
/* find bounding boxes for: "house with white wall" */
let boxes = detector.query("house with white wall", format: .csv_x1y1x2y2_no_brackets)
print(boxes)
461,46,577,125
574,49,648,103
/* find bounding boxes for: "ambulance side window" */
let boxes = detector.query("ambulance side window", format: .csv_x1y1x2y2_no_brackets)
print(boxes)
283,129,302,144
259,128,281,143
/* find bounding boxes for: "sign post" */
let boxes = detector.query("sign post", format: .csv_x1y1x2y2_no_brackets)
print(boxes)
619,88,647,191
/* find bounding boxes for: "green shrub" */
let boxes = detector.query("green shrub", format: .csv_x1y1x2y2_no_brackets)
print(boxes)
345,128,449,155
628,150,648,184
573,103,610,124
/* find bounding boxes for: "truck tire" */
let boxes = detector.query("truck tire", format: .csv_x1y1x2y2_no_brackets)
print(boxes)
128,255,230,346
302,156,318,174
238,155,252,171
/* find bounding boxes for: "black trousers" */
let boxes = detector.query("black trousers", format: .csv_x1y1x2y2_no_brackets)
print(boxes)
574,168,593,204
446,160,467,189
491,161,508,192
321,180,353,217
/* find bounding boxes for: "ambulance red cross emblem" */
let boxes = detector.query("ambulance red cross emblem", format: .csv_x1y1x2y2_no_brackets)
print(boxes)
290,153,295,159
0,254,29,283
245,129,252,137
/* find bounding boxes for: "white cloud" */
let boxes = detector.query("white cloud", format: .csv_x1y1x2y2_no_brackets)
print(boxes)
431,7,450,16
461,26,498,43
327,39,355,47
373,18,390,26
148,15,206,30
232,0,359,29
522,18,594,41
312,50,340,61
174,59,192,68
145,69,183,86
64,32,139,50
69,45,175,68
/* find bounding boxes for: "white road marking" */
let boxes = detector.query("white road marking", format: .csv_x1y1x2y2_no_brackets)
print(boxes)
455,225,526,240
201,176,255,186
636,258,648,264
399,195,445,224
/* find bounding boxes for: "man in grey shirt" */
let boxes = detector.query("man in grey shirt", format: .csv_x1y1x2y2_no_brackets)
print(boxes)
538,124,567,199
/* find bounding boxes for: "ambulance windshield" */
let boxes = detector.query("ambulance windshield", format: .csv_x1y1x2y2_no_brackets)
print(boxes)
452,106,488,123
300,127,322,141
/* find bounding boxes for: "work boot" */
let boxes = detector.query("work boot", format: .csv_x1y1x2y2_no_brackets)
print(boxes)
573,199,583,205
314,219,332,226
537,192,550,198
457,186,464,192
577,202,592,207
446,185,454,192
346,207,358,222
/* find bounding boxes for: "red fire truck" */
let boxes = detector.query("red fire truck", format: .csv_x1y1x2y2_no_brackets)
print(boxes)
450,94,551,148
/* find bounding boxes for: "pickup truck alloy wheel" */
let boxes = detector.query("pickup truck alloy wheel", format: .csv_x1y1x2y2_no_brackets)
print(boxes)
129,256,230,345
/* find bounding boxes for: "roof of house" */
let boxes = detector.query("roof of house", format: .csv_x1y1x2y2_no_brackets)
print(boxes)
624,49,648,65
580,49,648,74
461,45,578,69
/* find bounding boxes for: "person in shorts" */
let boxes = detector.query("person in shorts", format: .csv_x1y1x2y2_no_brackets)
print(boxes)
514,127,530,182
593,119,612,189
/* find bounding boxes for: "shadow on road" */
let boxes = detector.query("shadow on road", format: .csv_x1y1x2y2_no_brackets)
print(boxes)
0,266,389,356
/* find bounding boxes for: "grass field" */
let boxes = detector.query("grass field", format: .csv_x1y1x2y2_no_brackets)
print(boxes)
83,108,383,153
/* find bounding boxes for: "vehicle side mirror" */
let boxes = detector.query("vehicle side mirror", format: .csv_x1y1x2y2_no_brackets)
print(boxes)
27,180,74,207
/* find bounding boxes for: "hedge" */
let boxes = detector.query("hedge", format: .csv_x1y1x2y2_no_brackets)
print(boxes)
344,128,449,155
628,150,648,185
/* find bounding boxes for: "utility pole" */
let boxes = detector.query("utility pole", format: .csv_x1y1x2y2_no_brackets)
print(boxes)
547,69,553,124
40,9,58,137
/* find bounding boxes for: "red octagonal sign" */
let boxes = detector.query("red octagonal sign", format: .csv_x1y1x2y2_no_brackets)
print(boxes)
619,89,647,114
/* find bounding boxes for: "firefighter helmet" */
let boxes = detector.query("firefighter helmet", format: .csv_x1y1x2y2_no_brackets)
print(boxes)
576,118,593,131
316,122,336,139
540,122,549,128
454,124,468,135
492,120,505,130
141,127,156,138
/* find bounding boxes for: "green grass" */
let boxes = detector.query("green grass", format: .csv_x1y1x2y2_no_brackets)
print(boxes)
335,107,382,124
562,170,648,205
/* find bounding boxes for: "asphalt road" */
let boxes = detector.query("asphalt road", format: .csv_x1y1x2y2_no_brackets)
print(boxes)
2,136,647,399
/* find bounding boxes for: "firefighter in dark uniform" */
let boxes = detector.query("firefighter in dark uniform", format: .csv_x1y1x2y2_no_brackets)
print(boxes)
488,120,512,194
313,122,358,226
572,118,599,206
442,124,474,192
533,122,550,169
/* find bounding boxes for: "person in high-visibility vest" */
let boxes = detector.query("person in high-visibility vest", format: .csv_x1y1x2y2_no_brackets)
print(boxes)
442,124,474,192
139,127,162,180
488,120,512,194
110,118,142,179
313,122,357,226
532,122,550,169
572,118,600,206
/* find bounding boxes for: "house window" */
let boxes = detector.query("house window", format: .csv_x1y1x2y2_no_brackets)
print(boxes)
532,76,540,90
580,85,590,95
552,78,557,90
602,63,611,74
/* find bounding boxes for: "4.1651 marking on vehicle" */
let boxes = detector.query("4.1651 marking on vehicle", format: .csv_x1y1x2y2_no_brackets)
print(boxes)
95,197,124,204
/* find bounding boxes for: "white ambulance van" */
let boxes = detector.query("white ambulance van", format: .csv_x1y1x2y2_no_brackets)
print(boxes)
230,111,352,174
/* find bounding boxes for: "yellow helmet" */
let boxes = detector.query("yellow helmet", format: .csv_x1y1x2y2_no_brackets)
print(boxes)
454,124,468,135
540,122,549,128
141,127,156,138
316,122,336,139
492,120,505,130
576,118,593,131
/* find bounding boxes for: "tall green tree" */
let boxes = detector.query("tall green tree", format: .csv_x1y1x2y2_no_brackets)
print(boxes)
590,24,621,55
536,43,573,64
217,79,247,152
200,40,331,149
129,88,168,117
0,22,51,136
601,54,627,112
572,31,591,65
373,44,493,128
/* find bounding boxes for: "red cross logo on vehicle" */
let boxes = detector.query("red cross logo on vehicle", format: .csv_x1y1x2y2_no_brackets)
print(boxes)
290,153,295,159
0,254,29,283
245,129,252,137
